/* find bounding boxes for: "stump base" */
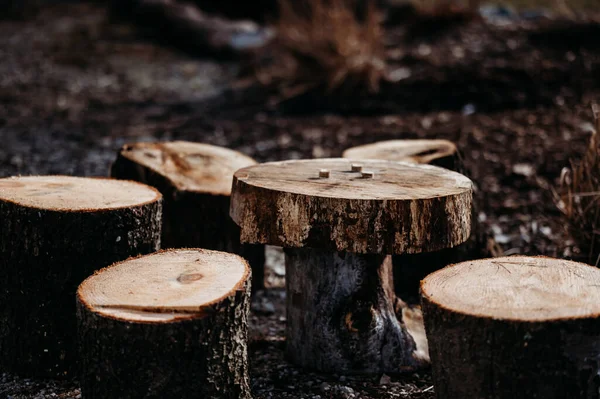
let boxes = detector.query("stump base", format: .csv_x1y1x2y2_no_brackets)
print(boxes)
285,248,427,373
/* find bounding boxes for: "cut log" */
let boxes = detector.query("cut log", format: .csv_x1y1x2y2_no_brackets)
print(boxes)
231,159,473,254
342,139,461,172
421,256,600,399
343,139,477,304
111,141,266,291
230,158,473,373
0,175,162,378
77,249,251,399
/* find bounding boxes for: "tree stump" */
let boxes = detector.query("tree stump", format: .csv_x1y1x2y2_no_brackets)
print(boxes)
111,141,266,291
421,256,600,399
343,139,477,304
77,249,251,399
230,158,473,373
0,176,162,378
342,139,461,172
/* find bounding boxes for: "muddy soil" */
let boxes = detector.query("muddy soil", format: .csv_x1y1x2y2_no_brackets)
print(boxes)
1,3,599,398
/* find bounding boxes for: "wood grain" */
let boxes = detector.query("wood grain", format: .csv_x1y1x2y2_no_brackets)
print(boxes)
342,139,458,167
77,249,251,399
0,175,160,211
422,256,600,321
114,141,256,196
421,256,600,399
231,158,473,254
79,249,249,322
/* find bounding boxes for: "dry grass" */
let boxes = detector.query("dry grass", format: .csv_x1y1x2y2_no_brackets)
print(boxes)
259,0,387,100
557,105,600,264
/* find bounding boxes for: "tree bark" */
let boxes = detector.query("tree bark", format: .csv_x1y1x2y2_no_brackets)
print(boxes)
285,247,428,373
76,249,251,399
111,142,265,291
0,177,162,378
342,139,480,303
230,158,472,372
421,256,600,399
231,159,473,255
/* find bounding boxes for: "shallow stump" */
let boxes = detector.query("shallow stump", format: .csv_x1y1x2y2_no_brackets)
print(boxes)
342,139,460,171
77,249,251,399
421,256,600,399
0,175,162,377
111,141,266,290
230,158,473,373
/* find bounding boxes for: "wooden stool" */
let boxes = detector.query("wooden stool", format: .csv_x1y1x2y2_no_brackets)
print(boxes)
0,176,162,377
230,158,473,373
344,139,475,304
77,249,251,399
111,141,266,290
342,139,461,172
421,256,600,399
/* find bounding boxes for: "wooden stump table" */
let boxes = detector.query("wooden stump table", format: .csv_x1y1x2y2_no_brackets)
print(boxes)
77,249,251,399
230,158,473,373
111,141,266,290
0,176,162,377
343,139,461,172
421,256,600,399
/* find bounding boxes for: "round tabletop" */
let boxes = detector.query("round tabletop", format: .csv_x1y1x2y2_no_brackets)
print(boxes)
230,158,473,254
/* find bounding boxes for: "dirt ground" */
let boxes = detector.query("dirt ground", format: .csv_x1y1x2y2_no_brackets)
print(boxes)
1,2,599,398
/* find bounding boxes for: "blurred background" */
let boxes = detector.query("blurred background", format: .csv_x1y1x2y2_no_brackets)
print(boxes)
0,0,599,397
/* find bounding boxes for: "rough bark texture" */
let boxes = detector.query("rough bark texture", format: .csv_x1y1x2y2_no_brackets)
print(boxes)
231,159,473,255
0,198,162,378
422,296,600,399
285,247,428,374
421,256,600,399
343,140,475,303
111,143,265,290
77,279,251,399
230,159,471,373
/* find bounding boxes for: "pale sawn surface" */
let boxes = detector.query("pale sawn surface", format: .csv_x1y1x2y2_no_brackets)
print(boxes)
118,141,256,195
421,256,600,321
342,140,457,164
233,158,470,200
0,175,160,211
78,249,249,322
